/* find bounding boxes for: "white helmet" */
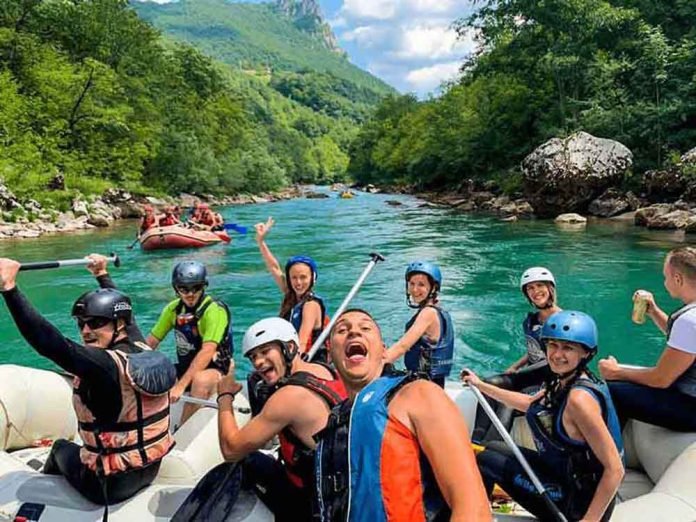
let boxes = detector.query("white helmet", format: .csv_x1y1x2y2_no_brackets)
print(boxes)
519,267,556,291
242,317,300,358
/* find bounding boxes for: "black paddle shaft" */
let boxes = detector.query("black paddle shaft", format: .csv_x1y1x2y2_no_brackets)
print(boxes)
19,252,121,271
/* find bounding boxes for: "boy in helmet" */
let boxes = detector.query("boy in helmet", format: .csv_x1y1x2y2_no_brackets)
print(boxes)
175,317,345,522
384,261,454,387
0,258,175,505
146,261,233,423
463,311,624,521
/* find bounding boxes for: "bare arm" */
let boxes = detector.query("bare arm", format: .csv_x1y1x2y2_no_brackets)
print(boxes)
599,347,695,388
145,334,160,349
254,217,286,293
218,388,294,461
176,341,217,390
641,291,669,334
506,353,529,373
462,370,541,412
385,307,438,364
565,390,624,522
399,382,491,521
298,300,321,353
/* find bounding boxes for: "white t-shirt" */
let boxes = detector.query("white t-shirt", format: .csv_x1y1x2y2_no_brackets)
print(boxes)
667,306,696,397
667,307,696,355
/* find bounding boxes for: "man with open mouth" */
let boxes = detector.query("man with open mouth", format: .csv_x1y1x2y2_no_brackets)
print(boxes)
314,309,491,522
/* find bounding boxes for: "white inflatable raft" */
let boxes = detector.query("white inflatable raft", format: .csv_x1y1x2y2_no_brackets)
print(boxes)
0,366,694,521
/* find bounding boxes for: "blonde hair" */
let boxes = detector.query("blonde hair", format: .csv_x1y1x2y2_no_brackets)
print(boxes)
667,247,696,281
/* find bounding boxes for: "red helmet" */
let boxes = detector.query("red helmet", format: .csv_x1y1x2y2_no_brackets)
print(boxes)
143,205,153,213
199,203,210,210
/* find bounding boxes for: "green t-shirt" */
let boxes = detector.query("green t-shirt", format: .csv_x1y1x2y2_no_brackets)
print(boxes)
150,295,229,346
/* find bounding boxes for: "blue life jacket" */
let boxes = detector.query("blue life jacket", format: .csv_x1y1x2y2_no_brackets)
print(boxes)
526,377,624,506
285,292,327,347
314,373,449,522
666,303,696,398
523,312,547,365
404,306,454,379
174,296,232,374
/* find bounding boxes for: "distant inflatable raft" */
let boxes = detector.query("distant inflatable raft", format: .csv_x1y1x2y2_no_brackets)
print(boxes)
139,225,231,251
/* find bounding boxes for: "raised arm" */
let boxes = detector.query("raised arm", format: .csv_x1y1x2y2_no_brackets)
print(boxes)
385,307,438,364
255,217,286,293
400,381,492,522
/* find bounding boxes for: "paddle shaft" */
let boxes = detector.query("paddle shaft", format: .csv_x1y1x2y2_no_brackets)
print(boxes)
467,384,568,522
180,394,250,414
307,252,386,362
19,253,120,272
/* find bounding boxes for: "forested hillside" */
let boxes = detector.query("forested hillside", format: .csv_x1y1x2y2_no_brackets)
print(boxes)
349,0,696,191
0,0,391,211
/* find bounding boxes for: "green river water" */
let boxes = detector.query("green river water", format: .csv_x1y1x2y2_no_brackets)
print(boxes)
0,191,689,378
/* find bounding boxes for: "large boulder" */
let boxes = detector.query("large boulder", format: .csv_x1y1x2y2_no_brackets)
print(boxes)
588,189,641,217
522,132,632,217
634,204,673,227
646,210,696,230
641,169,685,203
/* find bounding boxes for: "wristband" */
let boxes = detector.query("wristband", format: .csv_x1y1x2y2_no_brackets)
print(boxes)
217,391,237,402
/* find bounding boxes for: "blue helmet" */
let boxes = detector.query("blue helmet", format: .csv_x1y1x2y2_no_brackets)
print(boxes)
541,310,598,352
285,255,318,282
405,261,442,290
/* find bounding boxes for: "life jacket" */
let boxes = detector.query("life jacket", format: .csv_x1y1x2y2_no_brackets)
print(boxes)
404,306,454,380
174,296,233,374
315,373,449,522
277,364,347,489
523,312,547,365
73,344,176,476
666,303,696,397
285,292,329,352
140,215,155,232
159,214,178,227
526,377,624,518
199,212,215,226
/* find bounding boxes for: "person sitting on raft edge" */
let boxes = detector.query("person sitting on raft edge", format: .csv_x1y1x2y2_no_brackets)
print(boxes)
463,310,624,522
171,318,346,522
254,216,329,357
384,261,454,387
314,308,491,522
146,260,233,424
472,266,560,443
599,246,696,432
0,258,176,506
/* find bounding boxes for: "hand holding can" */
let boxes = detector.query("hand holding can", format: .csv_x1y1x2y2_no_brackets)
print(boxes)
632,290,650,324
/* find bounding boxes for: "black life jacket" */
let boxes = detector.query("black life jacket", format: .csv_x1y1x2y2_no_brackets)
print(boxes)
665,302,696,397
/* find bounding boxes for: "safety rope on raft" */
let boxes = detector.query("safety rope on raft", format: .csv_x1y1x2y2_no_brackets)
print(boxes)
0,398,37,450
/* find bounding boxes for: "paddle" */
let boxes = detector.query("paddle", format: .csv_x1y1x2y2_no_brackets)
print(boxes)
306,252,386,362
126,236,140,250
19,252,121,272
222,223,248,234
462,376,568,522
179,394,251,414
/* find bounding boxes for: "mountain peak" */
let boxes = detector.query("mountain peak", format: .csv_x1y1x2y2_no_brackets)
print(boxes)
275,0,344,56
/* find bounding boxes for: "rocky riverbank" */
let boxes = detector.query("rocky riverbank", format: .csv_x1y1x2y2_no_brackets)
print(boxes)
0,184,304,240
359,132,696,231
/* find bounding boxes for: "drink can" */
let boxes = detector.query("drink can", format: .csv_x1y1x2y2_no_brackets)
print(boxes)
632,292,649,325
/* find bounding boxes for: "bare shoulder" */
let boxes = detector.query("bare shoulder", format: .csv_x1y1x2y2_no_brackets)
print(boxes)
393,379,450,414
565,387,602,417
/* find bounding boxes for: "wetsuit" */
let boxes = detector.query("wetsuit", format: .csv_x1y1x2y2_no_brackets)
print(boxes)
1,287,162,504
472,311,553,443
477,377,623,521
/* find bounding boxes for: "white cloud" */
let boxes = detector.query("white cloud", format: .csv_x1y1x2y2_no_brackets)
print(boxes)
393,25,466,61
340,25,391,49
405,0,459,15
405,61,462,92
342,0,397,21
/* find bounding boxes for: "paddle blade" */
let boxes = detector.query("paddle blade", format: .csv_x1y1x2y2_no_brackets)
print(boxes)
223,223,248,234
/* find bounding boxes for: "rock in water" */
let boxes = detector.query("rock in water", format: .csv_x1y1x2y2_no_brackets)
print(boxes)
522,132,632,218
555,213,587,224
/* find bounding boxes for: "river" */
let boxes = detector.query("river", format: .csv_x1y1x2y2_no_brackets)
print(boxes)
0,191,688,378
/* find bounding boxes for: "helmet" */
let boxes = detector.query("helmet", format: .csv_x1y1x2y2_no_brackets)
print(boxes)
199,203,210,210
172,261,208,287
242,317,300,368
541,310,598,352
405,261,442,289
72,288,133,324
285,256,318,282
143,205,153,213
520,267,556,291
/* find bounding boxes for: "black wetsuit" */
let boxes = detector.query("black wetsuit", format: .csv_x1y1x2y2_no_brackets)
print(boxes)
1,286,160,505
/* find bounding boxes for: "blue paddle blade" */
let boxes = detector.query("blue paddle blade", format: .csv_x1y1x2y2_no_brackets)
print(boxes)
223,223,248,234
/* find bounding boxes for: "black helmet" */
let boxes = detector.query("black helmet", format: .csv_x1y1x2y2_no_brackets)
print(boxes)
72,288,133,324
172,261,208,288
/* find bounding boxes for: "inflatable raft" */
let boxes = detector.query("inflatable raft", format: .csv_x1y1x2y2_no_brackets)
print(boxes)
139,226,231,251
0,365,694,521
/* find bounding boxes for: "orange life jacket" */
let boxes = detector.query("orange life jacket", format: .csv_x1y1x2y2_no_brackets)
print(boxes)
73,348,175,476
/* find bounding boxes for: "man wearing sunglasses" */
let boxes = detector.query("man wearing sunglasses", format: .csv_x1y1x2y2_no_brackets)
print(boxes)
0,257,175,506
146,260,233,423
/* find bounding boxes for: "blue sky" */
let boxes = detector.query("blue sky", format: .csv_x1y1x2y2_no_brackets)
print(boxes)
316,0,477,97
139,0,478,97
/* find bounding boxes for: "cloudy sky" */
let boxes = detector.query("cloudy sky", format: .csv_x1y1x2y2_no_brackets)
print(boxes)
318,0,477,97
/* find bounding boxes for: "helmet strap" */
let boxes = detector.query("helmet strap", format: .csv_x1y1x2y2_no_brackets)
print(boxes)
280,341,298,377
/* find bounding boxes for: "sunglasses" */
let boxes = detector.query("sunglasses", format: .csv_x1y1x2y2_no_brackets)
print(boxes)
176,285,205,295
76,317,112,330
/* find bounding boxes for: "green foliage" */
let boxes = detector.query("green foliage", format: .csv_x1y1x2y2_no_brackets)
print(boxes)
0,0,376,203
350,0,696,188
